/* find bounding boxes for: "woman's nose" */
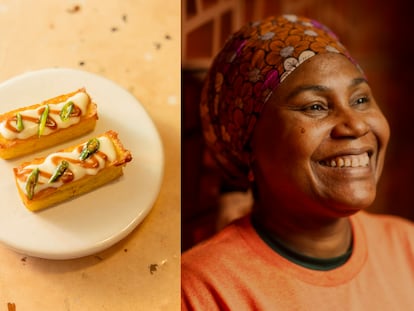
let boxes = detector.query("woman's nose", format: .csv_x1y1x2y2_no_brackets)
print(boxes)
330,108,370,139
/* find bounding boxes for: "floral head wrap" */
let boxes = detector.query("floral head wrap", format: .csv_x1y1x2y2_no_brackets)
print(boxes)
200,14,362,190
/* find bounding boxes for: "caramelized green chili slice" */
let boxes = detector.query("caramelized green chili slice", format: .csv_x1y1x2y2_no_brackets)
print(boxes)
26,168,39,200
16,112,24,132
38,104,49,137
79,138,100,160
60,101,74,121
49,160,69,183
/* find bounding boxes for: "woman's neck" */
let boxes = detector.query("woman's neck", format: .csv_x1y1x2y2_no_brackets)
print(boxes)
251,204,353,259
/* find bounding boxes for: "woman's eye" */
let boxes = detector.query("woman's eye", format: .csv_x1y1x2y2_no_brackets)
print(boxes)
298,103,328,117
352,96,371,109
355,97,368,105
310,104,324,111
304,103,326,112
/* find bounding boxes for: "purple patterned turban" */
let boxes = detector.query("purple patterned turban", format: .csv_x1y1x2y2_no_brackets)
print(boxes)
200,14,362,190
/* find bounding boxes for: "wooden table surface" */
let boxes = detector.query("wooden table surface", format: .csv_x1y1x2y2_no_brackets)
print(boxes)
0,1,180,310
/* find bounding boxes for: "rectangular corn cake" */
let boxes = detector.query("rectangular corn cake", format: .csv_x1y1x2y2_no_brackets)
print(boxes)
0,88,98,159
13,130,132,212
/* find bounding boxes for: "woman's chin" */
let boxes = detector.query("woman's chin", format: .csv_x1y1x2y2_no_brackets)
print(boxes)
325,195,375,218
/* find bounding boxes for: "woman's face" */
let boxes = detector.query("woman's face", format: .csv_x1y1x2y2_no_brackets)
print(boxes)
251,53,390,218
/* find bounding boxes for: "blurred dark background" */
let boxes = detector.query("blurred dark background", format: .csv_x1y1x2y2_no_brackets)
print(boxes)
182,0,414,251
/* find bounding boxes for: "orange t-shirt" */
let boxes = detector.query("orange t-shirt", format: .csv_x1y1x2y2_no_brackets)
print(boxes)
181,211,414,310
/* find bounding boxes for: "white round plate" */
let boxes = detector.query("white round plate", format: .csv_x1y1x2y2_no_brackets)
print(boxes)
0,68,164,259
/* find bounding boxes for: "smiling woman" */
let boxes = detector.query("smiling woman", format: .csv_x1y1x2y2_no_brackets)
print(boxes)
181,15,414,310
251,53,390,222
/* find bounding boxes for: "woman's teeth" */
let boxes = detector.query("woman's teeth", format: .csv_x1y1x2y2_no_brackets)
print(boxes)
321,152,369,168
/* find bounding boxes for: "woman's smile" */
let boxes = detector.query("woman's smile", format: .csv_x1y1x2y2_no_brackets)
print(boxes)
312,150,376,190
318,151,371,168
